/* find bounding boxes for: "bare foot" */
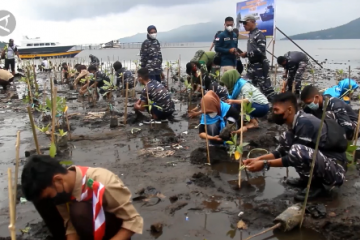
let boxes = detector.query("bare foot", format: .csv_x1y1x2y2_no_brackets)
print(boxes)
246,118,259,130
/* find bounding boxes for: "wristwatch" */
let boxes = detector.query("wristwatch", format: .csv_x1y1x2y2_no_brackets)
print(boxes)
263,160,270,171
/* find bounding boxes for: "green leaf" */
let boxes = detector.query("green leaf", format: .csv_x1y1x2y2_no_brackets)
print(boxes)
347,145,357,152
245,115,251,121
346,152,353,163
60,160,73,165
241,142,250,148
103,80,111,86
236,146,243,154
226,141,234,145
49,142,57,158
149,105,152,112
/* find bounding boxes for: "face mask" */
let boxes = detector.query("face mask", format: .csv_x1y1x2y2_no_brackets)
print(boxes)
208,112,217,118
307,97,319,110
149,33,157,39
272,113,286,125
226,26,233,32
51,184,72,205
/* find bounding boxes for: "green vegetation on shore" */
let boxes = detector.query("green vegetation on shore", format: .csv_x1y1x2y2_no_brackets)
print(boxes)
286,17,360,40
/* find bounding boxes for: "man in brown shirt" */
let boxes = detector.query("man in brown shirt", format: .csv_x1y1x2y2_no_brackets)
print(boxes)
21,155,143,240
0,69,14,91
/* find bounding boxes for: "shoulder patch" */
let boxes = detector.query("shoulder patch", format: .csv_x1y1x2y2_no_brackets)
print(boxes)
215,38,220,41
224,37,230,41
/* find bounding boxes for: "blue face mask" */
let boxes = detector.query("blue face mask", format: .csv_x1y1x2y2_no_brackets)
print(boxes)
307,97,319,110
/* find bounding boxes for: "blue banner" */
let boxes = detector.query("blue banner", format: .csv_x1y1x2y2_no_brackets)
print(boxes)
236,0,275,38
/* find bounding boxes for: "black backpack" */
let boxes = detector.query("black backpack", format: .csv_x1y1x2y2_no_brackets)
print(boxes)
322,119,347,153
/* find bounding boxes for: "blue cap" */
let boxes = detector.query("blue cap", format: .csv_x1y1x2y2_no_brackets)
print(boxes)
147,25,157,33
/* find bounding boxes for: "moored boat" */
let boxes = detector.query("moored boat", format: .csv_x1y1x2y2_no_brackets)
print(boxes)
17,36,82,59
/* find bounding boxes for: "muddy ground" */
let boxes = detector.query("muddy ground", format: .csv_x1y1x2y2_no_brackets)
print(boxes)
0,64,360,240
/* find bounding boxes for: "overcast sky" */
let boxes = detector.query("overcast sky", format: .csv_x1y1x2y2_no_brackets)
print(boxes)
0,0,359,45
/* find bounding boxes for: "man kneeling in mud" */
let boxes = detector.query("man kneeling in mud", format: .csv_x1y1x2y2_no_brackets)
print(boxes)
21,155,143,240
134,68,175,124
244,92,347,201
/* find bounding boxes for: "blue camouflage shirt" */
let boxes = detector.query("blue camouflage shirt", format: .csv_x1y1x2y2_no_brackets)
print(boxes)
140,36,163,75
140,79,174,113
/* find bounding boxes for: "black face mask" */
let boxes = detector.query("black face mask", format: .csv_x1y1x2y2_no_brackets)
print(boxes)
272,113,286,125
51,184,72,205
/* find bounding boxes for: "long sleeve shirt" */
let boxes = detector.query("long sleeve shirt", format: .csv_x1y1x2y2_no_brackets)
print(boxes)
246,28,267,64
304,96,358,140
283,51,308,76
215,30,238,67
57,166,143,236
271,111,347,166
140,36,163,75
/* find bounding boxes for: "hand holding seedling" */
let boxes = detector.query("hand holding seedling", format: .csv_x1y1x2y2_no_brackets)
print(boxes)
240,52,247,58
243,158,263,172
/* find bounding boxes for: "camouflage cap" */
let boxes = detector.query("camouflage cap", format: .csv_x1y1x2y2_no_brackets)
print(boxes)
240,15,256,22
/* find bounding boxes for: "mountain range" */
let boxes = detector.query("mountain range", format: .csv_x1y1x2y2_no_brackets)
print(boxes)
119,17,360,43
286,17,360,40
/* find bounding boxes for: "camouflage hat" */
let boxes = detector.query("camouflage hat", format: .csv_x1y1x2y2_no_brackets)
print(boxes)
240,15,256,22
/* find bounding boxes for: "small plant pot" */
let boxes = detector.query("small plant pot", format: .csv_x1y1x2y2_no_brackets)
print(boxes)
110,117,118,128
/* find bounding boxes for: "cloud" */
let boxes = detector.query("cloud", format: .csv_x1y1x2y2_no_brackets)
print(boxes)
0,0,359,45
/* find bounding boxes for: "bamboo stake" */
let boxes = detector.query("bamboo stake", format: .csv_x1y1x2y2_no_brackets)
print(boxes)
124,82,129,124
352,109,360,163
166,66,170,90
14,131,20,214
27,106,40,154
199,72,211,165
65,112,71,140
122,73,125,97
7,168,16,240
300,98,329,228
51,86,57,144
238,96,244,188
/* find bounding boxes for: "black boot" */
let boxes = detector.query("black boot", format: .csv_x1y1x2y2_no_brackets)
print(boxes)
286,177,309,188
294,185,326,202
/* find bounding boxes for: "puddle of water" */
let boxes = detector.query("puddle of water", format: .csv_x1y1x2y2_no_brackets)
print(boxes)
211,160,299,200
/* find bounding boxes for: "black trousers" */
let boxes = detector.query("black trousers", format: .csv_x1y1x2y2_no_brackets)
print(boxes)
33,200,130,240
4,59,15,72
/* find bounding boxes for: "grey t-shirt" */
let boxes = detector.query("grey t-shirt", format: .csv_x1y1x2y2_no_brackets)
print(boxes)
237,83,268,105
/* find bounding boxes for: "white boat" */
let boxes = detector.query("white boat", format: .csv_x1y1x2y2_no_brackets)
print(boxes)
17,36,82,59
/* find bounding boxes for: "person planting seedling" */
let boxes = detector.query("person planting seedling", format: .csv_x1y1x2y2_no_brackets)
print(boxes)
220,70,269,133
134,68,174,124
21,155,143,240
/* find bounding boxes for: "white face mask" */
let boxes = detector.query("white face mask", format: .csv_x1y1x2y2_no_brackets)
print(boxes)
89,73,94,76
208,112,217,118
226,26,233,32
149,33,157,39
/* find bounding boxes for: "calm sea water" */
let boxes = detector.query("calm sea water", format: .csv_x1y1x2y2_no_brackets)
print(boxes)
74,39,360,70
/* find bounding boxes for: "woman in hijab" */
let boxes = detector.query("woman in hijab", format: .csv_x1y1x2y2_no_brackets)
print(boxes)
198,91,240,144
188,74,229,118
220,70,269,133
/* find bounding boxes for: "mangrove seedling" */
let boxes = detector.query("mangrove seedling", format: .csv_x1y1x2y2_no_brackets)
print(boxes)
101,74,118,97
243,101,256,122
143,99,162,113
226,133,249,160
35,123,50,133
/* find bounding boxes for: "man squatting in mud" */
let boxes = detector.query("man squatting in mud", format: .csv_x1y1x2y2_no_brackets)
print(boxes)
239,15,275,101
21,155,143,240
244,92,348,201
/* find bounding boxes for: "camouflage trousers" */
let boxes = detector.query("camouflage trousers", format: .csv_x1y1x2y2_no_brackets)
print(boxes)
279,132,346,186
287,60,308,93
245,60,275,101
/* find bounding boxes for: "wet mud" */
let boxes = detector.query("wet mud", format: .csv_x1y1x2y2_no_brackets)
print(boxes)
0,65,360,240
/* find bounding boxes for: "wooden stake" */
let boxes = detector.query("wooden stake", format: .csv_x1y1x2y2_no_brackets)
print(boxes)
199,72,211,165
238,96,244,188
122,73,125,97
274,64,278,87
51,86,57,144
27,107,41,154
65,112,71,140
124,82,129,124
7,168,16,240
14,131,20,214
300,98,329,228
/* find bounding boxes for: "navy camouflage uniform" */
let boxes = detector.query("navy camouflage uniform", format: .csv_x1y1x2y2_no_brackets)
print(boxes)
89,55,100,67
140,36,163,83
115,68,135,89
140,79,174,119
272,111,346,187
92,71,110,94
244,28,275,101
283,51,309,93
304,96,358,140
